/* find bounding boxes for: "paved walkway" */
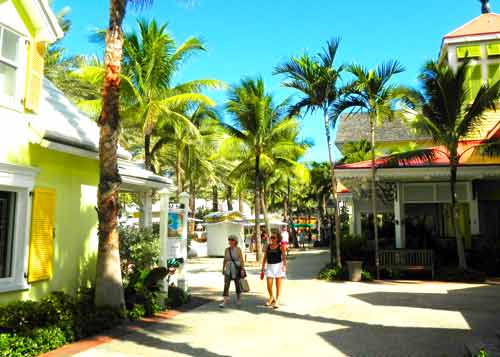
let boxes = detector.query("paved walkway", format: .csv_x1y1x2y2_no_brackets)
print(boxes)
75,249,500,357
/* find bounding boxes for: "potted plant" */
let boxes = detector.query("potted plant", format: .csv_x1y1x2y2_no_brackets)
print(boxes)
342,235,366,282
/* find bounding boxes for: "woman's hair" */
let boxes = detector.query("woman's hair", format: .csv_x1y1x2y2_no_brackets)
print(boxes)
227,234,239,245
271,232,282,243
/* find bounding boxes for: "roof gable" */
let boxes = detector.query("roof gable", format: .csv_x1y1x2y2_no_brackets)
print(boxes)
444,13,500,39
9,0,63,42
335,113,430,146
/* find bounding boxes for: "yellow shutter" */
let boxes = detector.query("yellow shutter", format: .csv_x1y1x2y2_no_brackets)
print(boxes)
488,63,500,86
457,45,481,59
24,41,45,113
466,65,482,103
487,42,500,56
28,188,56,283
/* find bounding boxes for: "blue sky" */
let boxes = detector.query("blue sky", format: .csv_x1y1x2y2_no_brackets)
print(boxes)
55,0,486,162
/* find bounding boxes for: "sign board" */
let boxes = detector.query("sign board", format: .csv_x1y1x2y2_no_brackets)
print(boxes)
168,211,185,239
169,202,185,209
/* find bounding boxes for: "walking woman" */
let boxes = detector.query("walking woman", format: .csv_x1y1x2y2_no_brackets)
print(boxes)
261,233,287,308
220,234,245,308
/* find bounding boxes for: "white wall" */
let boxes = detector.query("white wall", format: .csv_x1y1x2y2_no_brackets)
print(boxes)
206,222,244,257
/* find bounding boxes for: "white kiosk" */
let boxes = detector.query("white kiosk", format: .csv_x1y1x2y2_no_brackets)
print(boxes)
159,191,189,292
204,211,245,256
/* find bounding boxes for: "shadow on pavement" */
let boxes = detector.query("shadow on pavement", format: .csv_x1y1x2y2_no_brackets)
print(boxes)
113,330,231,357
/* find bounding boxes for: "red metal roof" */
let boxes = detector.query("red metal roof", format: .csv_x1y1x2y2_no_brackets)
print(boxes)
335,141,499,170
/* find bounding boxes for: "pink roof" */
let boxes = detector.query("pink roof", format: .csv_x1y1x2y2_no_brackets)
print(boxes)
444,13,500,39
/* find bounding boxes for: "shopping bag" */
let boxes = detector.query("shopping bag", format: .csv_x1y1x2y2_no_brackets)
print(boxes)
239,278,250,293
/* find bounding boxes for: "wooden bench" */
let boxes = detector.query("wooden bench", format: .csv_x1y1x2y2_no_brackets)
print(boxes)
379,249,434,279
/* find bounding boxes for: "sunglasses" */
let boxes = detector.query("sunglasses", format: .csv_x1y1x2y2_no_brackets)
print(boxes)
228,239,236,242
270,236,277,240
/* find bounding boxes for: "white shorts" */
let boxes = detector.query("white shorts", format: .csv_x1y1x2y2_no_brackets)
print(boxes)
265,262,286,278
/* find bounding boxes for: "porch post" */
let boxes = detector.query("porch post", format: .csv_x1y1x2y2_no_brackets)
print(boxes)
469,182,480,235
140,191,153,228
394,183,405,249
349,198,357,236
354,202,362,237
159,189,170,293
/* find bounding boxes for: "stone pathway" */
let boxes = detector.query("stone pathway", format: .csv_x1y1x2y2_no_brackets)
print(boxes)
73,249,500,357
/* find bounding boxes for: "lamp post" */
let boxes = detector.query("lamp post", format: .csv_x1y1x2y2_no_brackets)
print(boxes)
326,194,335,265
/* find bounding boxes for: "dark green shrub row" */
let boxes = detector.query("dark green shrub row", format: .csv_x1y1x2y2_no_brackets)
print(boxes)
318,263,373,282
0,290,124,357
0,326,67,357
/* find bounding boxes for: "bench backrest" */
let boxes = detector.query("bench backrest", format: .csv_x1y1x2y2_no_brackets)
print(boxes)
379,249,434,266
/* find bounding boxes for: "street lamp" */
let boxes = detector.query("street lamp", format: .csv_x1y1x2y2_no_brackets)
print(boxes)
326,194,335,265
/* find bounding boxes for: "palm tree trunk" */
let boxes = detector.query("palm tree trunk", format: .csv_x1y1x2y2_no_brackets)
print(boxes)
212,186,218,212
450,157,467,269
370,117,380,279
261,184,271,236
175,144,182,200
323,110,341,267
95,0,126,308
189,181,196,214
255,152,262,261
238,191,244,213
189,181,196,235
284,177,290,223
226,185,233,211
144,134,152,172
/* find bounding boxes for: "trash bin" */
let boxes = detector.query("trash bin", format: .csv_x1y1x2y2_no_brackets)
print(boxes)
346,261,363,282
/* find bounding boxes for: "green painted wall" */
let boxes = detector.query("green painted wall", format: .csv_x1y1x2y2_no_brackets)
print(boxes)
0,144,100,304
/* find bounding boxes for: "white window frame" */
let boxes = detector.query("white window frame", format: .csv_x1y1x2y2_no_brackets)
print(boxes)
0,24,27,112
0,162,38,292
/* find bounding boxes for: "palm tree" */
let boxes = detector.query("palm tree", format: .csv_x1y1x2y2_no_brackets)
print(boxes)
120,19,224,172
224,78,296,260
274,39,344,267
340,139,375,164
332,61,406,278
399,59,500,269
95,0,153,309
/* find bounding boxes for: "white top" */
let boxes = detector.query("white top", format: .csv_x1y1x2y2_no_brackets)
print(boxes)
281,231,289,243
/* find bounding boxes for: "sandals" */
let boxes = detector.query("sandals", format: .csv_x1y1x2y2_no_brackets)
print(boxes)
264,299,275,307
272,302,280,309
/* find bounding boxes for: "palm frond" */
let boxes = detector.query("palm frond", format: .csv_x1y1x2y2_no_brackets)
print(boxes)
381,148,437,168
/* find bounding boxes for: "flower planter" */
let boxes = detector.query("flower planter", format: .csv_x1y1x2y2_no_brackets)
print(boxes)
346,260,363,282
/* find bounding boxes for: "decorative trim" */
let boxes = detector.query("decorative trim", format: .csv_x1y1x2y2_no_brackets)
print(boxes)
0,162,37,293
336,165,500,180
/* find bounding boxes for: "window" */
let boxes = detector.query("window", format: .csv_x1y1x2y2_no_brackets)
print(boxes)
0,191,15,278
0,163,38,292
0,25,21,106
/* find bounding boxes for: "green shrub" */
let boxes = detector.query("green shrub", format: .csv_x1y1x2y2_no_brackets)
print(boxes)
318,263,373,282
0,290,125,357
318,264,348,281
119,225,160,280
127,304,146,320
0,326,67,357
166,286,190,309
361,271,374,281
124,267,168,316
